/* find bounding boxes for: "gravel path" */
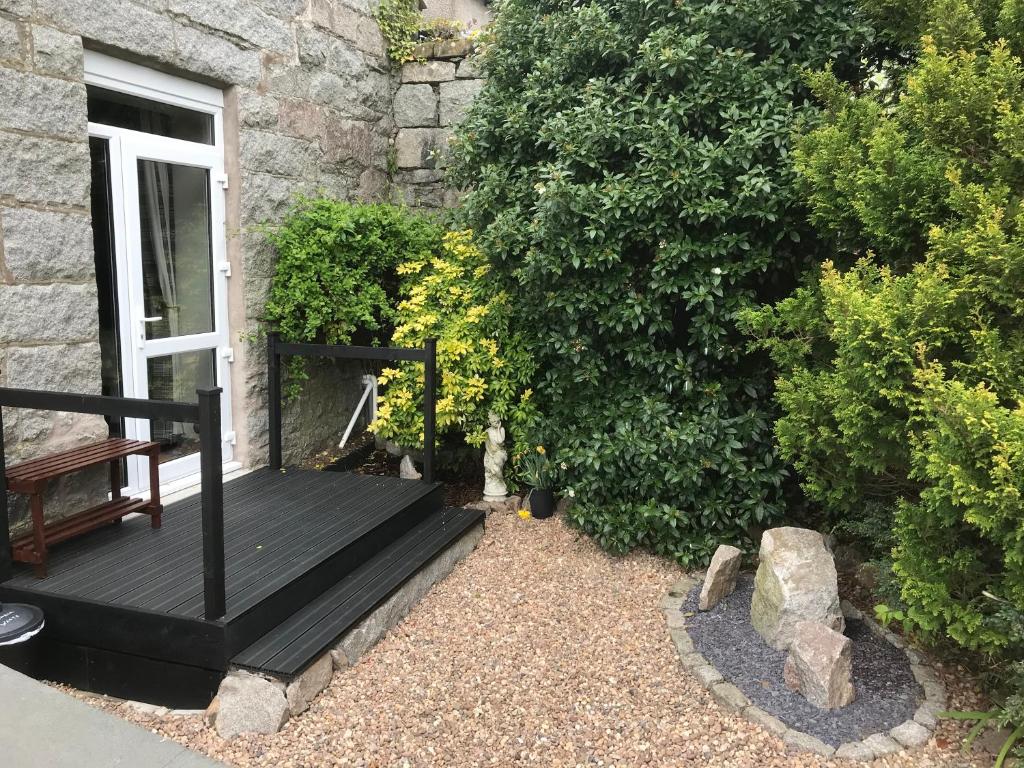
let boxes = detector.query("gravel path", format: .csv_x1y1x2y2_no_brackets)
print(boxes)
64,510,989,767
684,575,921,746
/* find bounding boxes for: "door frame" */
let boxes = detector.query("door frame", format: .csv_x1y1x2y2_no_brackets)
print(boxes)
85,52,235,493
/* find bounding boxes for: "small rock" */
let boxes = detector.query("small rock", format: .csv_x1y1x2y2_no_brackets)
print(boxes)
331,648,351,671
890,720,931,748
784,729,836,757
681,652,706,668
693,664,723,687
832,544,864,575
743,705,789,738
976,726,1015,756
285,653,334,716
214,671,289,739
750,527,844,650
855,561,879,592
840,599,863,621
710,682,748,712
783,620,855,709
668,576,697,597
861,732,901,757
835,741,875,761
400,455,421,480
914,701,941,728
664,608,686,629
698,544,742,611
669,628,694,655
124,700,169,717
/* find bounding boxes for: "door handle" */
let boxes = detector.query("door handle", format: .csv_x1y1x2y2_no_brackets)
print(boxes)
137,316,164,347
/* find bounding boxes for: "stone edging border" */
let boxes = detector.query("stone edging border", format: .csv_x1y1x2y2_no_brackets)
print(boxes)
661,574,947,761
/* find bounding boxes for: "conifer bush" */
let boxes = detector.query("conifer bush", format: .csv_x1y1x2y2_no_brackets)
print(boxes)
448,0,871,563
746,0,1024,737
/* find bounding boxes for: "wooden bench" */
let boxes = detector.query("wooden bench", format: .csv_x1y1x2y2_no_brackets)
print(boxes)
5,438,162,578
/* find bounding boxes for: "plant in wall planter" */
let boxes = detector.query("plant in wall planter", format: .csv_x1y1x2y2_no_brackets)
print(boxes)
518,445,556,519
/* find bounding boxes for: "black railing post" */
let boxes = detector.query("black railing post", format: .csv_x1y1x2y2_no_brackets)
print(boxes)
0,405,11,582
198,387,226,621
423,338,436,485
267,332,282,471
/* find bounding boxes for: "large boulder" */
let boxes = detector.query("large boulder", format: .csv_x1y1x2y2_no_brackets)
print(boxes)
783,620,855,709
285,652,334,716
699,544,742,611
213,671,289,739
750,527,843,650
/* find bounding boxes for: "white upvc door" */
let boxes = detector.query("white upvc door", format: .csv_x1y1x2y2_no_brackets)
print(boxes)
86,53,234,494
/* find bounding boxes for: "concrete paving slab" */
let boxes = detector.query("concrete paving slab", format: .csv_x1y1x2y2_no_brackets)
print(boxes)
0,664,224,767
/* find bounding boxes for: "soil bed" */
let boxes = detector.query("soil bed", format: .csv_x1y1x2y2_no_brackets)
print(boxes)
683,574,921,747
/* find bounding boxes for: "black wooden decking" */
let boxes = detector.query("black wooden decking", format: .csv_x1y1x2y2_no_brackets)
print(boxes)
0,468,483,707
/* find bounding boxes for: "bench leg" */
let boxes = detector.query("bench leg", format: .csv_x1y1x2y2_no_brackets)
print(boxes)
148,447,162,529
29,494,48,579
110,459,123,500
109,459,125,524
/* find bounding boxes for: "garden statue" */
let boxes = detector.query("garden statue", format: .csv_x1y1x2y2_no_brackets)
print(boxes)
483,412,508,501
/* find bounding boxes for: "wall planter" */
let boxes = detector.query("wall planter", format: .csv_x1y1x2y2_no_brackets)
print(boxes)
528,488,555,519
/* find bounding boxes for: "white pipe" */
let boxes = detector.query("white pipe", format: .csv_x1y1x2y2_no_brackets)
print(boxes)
339,374,378,449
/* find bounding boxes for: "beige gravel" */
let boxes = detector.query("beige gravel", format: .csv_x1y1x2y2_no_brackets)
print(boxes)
63,509,991,767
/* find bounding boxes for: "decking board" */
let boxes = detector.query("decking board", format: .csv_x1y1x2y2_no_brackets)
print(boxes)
3,468,436,618
0,467,475,703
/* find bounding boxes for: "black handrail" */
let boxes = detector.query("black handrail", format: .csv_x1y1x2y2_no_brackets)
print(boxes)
0,386,227,621
266,333,438,484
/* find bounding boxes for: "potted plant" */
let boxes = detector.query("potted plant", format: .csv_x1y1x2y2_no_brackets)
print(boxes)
518,445,556,519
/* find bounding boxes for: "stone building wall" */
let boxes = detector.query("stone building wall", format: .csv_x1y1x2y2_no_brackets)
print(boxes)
391,39,482,210
420,0,490,31
0,0,395,527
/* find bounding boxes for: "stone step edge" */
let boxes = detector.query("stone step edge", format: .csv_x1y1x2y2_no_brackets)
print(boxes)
661,574,945,762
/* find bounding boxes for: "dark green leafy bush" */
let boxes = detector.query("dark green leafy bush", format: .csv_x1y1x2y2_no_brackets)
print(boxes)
448,0,872,563
263,197,442,347
261,197,443,397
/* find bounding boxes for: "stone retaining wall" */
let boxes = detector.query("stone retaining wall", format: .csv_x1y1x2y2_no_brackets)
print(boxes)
391,39,483,210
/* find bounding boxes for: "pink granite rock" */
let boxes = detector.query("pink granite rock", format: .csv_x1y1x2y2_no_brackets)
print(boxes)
783,620,855,709
699,545,742,610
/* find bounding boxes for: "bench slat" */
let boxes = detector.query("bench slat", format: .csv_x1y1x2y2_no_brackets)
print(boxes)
6,438,157,492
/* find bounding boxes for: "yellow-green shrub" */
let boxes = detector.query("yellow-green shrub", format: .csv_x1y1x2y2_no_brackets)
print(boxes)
370,231,537,453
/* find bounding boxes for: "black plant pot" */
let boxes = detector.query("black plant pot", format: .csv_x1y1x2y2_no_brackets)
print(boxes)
529,488,555,519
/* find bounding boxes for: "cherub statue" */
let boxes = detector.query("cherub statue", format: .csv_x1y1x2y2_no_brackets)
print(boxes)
483,412,508,501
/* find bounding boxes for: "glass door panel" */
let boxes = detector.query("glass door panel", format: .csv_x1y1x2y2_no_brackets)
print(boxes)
116,131,232,490
146,348,217,464
137,160,215,341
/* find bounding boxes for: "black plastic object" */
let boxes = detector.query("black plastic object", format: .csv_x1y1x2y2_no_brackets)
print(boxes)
0,602,45,646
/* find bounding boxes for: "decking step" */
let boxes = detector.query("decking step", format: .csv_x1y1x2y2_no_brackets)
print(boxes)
231,506,484,678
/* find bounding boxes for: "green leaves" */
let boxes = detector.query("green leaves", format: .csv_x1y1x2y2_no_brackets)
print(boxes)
261,197,443,395
759,0,1024,747
449,0,870,563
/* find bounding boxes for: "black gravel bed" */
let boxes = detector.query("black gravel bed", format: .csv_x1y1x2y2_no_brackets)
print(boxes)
682,574,922,747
